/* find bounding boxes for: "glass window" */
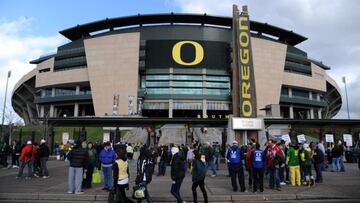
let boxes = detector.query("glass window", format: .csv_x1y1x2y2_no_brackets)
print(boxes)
141,76,146,88
55,87,76,96
172,75,202,81
146,81,169,87
43,89,52,97
206,82,230,88
172,88,202,95
281,87,289,96
146,88,169,94
172,81,202,87
292,89,309,99
206,76,230,82
205,89,230,95
146,75,169,80
79,87,91,95
312,92,318,100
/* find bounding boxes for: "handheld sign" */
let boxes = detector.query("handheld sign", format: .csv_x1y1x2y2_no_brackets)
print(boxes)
281,134,291,143
62,132,69,145
325,134,334,143
103,132,110,143
297,134,306,143
343,134,353,146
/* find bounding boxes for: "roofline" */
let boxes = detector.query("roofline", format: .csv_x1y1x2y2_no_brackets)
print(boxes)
59,13,307,46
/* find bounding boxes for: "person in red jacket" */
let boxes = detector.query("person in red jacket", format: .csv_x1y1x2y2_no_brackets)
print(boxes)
16,141,37,180
246,143,255,188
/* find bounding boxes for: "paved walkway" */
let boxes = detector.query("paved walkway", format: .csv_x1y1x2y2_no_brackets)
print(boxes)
0,158,359,202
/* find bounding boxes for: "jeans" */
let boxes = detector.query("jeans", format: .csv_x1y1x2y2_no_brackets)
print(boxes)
205,160,217,176
192,178,208,203
40,157,49,177
102,166,113,189
214,154,220,170
280,166,285,182
171,179,184,203
17,160,34,178
229,165,245,191
332,157,341,172
252,168,264,192
68,167,83,193
268,167,280,188
340,155,345,172
314,163,323,182
248,168,253,186
158,160,167,175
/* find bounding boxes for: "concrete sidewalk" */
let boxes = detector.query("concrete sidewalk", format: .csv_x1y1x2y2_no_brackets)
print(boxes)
0,160,359,202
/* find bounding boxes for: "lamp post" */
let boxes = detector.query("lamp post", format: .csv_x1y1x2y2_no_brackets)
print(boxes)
1,70,11,140
342,76,350,119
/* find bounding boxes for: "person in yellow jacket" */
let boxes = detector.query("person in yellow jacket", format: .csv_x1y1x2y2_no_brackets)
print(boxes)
286,144,301,186
112,147,132,202
300,143,315,186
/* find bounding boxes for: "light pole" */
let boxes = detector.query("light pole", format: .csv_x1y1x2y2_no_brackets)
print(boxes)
342,76,350,119
1,70,11,140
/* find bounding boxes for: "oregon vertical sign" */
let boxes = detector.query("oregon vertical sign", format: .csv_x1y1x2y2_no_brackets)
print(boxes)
233,5,257,118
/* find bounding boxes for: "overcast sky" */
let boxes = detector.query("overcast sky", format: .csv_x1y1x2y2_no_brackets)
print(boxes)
0,0,359,122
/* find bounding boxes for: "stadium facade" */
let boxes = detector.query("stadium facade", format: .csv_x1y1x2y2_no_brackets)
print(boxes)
11,13,342,125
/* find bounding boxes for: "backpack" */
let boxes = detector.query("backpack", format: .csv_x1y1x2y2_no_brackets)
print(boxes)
25,146,33,158
229,148,241,164
252,149,264,169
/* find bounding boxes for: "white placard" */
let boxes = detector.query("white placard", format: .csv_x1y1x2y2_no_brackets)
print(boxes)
297,134,306,143
232,117,264,130
62,132,69,145
281,134,291,143
103,132,110,143
325,134,334,143
343,134,353,146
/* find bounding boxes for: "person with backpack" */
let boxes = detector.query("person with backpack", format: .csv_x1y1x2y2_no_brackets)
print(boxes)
38,139,50,178
135,146,155,203
226,140,246,192
286,144,301,186
99,142,117,191
313,143,325,183
170,146,186,203
191,150,208,203
16,141,37,179
301,143,315,186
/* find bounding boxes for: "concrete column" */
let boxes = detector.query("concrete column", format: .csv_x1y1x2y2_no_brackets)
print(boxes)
317,94,320,101
202,99,207,118
74,103,79,117
50,105,54,117
243,130,248,145
41,89,45,97
318,109,322,119
76,85,80,95
169,99,173,118
309,92,313,100
288,88,292,98
40,106,44,117
310,108,314,119
26,104,33,123
289,105,294,119
52,88,55,97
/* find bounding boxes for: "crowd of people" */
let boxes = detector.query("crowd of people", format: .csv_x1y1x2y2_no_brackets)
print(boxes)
0,137,357,203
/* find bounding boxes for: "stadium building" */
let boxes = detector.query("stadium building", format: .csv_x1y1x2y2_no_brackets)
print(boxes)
11,13,342,125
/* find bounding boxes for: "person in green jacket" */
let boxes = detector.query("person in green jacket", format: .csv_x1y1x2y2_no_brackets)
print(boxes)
191,150,208,203
82,142,98,189
301,143,315,186
286,144,301,186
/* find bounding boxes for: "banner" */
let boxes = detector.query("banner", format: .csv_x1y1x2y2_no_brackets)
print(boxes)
325,134,334,143
103,132,110,143
281,134,291,143
343,134,353,146
236,5,257,118
62,132,69,145
297,134,306,143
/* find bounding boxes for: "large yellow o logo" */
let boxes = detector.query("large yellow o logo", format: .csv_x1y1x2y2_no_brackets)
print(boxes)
172,41,204,66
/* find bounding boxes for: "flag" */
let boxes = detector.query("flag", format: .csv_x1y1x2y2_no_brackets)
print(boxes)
7,70,11,78
342,76,346,83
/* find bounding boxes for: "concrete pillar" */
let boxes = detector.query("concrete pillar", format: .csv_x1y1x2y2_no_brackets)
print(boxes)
52,88,55,97
288,88,292,98
310,108,314,119
74,103,79,117
309,92,313,100
169,99,173,118
40,106,44,117
26,104,33,123
22,108,30,124
318,109,322,119
50,105,54,117
202,99,207,118
76,85,80,95
289,105,294,119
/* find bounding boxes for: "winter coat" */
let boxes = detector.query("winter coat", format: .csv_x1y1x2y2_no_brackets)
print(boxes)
38,144,50,158
192,158,206,182
171,154,186,181
20,144,37,161
67,146,89,168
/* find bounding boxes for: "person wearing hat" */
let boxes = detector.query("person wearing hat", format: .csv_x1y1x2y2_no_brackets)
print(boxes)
16,141,37,180
300,143,315,186
170,146,186,203
38,139,50,178
226,140,246,192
